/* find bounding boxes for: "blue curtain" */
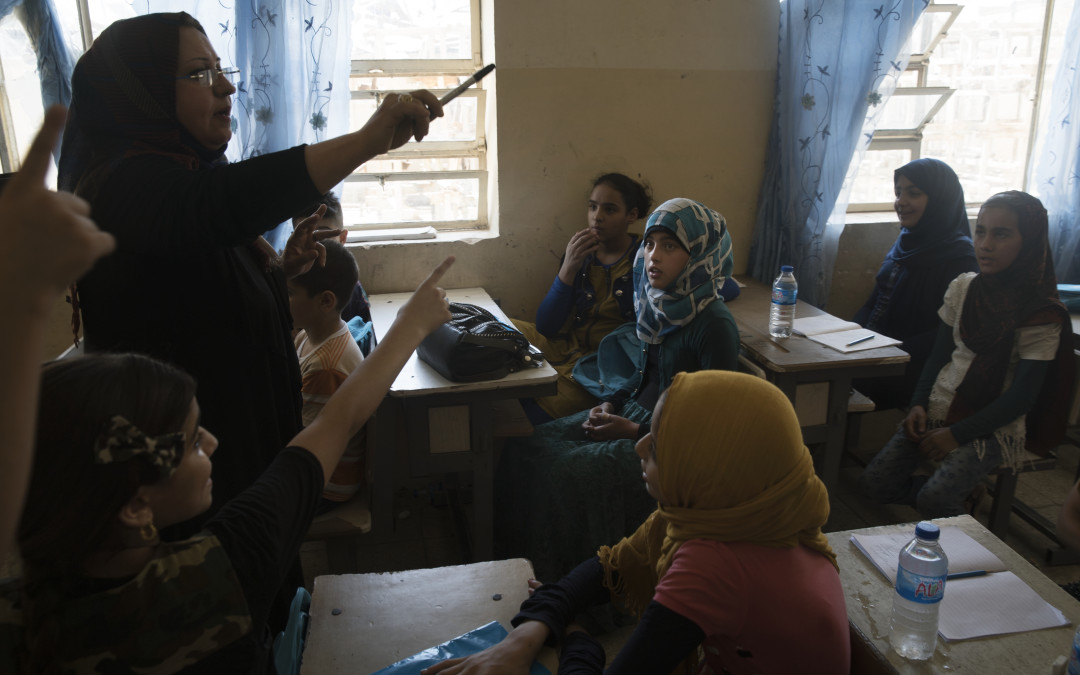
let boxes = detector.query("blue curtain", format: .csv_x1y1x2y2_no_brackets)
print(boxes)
1031,1,1080,284
0,0,76,158
748,0,925,307
143,0,352,248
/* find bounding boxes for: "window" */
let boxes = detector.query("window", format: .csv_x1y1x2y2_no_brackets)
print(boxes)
345,0,489,235
847,0,1076,211
0,0,492,236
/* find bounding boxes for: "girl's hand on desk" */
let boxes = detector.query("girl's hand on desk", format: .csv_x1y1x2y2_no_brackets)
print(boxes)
421,620,548,675
902,406,927,441
557,228,600,285
919,427,958,462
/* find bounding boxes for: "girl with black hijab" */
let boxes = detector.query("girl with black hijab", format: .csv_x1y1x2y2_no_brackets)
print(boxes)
853,158,978,408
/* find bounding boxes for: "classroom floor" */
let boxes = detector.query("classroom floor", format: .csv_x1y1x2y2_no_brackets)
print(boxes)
300,410,1080,589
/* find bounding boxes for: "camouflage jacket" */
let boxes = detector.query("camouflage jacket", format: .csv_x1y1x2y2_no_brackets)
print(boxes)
0,534,253,673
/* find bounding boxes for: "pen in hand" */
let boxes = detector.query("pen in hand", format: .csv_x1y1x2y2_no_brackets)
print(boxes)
845,334,875,347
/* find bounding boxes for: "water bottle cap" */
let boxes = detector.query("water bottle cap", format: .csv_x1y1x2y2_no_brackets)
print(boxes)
915,521,940,540
781,265,794,273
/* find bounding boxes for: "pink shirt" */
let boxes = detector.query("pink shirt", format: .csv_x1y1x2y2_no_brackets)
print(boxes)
653,539,850,675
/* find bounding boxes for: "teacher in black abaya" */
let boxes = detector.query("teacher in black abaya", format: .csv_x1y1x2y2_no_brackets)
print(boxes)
58,12,441,628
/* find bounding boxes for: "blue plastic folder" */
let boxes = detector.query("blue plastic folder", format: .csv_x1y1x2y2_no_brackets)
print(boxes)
370,621,550,675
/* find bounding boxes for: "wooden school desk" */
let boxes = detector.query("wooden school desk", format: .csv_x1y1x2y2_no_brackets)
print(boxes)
367,288,558,561
826,515,1080,674
301,559,559,673
302,559,638,674
728,278,910,492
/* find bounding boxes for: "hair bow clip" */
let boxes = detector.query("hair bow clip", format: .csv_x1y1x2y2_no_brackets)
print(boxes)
93,415,185,479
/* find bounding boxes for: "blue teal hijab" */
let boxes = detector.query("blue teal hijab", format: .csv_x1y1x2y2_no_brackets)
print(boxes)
633,198,733,344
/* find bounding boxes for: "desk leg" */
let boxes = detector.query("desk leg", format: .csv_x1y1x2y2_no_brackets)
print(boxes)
373,397,400,539
819,376,853,494
470,404,494,562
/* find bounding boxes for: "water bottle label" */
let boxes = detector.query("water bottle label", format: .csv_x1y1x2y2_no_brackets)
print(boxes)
895,567,945,604
771,288,796,305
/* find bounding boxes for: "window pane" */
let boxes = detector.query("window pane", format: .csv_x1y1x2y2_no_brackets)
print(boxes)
351,0,471,60
85,1,139,44
342,177,479,224
876,92,945,131
919,0,1048,201
350,97,477,142
909,7,955,56
0,15,45,173
847,149,913,205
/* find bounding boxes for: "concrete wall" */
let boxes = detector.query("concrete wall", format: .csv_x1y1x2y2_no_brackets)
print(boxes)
349,0,781,321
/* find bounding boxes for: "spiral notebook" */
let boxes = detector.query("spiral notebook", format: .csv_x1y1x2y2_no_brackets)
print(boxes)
850,527,1068,641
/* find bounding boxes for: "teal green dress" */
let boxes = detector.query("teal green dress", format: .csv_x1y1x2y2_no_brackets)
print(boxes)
495,302,739,580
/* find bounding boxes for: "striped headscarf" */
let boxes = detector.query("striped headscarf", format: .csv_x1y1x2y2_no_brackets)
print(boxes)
633,198,733,344
598,370,836,619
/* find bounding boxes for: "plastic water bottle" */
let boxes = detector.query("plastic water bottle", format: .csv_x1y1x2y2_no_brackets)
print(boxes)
889,521,948,660
768,265,797,338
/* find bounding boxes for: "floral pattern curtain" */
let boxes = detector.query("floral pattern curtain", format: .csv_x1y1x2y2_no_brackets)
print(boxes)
146,0,352,248
0,0,76,157
1031,0,1080,284
748,0,925,307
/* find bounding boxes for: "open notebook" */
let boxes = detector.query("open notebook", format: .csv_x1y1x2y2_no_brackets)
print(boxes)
850,527,1068,641
792,316,901,353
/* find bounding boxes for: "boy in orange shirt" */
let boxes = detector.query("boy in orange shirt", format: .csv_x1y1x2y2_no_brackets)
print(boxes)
288,239,366,511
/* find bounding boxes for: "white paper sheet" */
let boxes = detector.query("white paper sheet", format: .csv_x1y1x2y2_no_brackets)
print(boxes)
850,529,1068,641
791,316,901,352
938,571,1069,641
850,528,1008,584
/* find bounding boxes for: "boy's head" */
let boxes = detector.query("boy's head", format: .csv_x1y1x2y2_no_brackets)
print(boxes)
293,192,346,243
287,239,358,330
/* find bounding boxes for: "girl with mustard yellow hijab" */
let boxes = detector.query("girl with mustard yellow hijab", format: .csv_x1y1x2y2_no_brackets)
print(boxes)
425,371,850,675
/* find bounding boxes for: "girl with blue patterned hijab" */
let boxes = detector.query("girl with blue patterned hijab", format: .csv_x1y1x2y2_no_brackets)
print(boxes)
495,197,740,581
633,198,734,343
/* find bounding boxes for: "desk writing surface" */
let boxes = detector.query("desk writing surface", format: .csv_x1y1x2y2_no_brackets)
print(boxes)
731,278,909,373
826,515,1079,674
368,287,558,396
301,559,559,674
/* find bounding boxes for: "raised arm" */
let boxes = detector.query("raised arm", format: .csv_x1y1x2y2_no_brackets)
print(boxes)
290,256,454,482
0,106,114,558
304,90,444,194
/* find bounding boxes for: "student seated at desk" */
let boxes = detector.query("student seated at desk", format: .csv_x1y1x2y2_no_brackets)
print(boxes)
860,191,1073,517
496,198,740,581
289,239,368,514
513,175,741,424
852,158,978,410
426,371,850,675
0,259,452,674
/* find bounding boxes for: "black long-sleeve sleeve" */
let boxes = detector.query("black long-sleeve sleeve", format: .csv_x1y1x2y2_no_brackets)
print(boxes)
513,557,706,674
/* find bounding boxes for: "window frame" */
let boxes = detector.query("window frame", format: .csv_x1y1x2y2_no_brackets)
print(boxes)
345,0,490,234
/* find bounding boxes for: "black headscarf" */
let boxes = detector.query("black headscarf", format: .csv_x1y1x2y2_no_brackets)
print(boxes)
947,191,1073,454
58,12,226,199
887,158,975,265
855,158,978,344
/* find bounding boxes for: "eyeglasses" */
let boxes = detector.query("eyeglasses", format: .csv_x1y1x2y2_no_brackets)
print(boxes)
176,67,240,88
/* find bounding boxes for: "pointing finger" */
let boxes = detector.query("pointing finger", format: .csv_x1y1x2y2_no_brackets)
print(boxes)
421,255,455,288
12,105,66,188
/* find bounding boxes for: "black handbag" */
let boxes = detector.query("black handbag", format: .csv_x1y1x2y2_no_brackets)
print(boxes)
417,302,543,382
